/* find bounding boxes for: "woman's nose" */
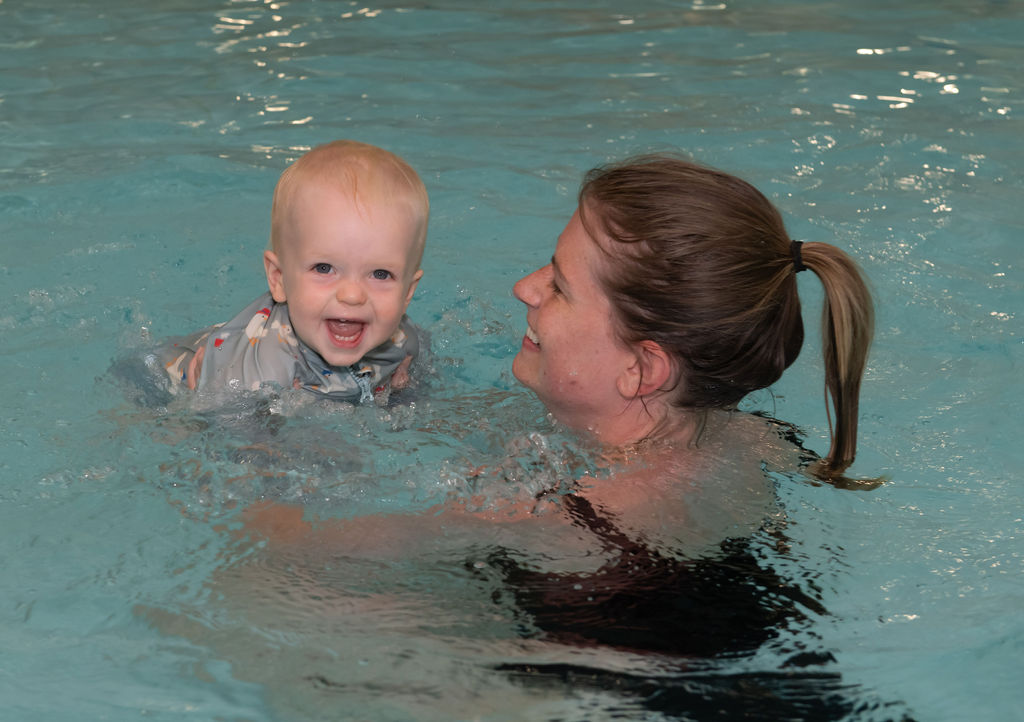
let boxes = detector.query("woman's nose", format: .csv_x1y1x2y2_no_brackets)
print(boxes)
512,265,549,307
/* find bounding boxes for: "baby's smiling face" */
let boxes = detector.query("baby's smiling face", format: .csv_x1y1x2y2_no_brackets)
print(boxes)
264,180,423,367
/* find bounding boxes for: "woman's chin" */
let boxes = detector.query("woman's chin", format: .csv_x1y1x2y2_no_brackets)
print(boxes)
510,354,529,385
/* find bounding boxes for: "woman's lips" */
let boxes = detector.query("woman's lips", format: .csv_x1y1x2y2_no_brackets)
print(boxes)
326,318,366,347
524,324,540,348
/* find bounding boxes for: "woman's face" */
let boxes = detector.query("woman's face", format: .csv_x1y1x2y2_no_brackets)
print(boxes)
512,208,638,435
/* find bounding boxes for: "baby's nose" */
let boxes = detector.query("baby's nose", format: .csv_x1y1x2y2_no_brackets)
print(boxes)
336,279,367,304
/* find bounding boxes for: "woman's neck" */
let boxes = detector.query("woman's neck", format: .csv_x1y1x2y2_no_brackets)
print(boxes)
583,397,701,450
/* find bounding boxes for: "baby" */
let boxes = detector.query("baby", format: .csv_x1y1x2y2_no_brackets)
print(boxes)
162,140,427,404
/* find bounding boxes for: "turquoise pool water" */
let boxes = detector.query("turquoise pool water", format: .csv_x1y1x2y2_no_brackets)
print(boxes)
2,1,1022,720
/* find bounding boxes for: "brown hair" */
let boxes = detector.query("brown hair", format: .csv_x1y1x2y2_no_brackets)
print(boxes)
579,154,873,480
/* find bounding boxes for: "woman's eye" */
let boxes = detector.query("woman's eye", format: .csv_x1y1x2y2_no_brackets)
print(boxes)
313,263,333,274
543,265,562,296
371,269,393,280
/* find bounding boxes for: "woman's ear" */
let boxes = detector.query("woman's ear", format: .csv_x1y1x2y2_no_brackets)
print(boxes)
616,340,675,399
264,250,287,303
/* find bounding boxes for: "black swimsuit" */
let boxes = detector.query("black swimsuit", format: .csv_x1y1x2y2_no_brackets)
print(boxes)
475,494,900,720
481,493,825,657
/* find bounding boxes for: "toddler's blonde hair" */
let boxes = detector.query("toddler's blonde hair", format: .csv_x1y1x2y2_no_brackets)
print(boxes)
270,140,429,266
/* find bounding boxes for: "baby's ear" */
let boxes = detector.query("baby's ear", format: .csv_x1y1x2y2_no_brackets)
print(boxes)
404,269,424,307
616,340,674,399
264,250,287,302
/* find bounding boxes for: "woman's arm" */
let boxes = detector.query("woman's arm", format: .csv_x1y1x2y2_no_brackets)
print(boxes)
238,493,553,558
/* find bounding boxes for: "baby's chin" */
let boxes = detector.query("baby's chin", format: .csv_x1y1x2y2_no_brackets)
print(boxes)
315,332,394,368
316,344,371,368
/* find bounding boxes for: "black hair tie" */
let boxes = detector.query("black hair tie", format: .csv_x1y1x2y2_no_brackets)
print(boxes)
790,240,807,273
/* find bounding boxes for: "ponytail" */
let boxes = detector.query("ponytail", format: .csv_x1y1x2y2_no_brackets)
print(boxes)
800,242,874,480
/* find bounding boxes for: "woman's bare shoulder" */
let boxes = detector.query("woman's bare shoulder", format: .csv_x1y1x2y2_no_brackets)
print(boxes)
571,426,779,556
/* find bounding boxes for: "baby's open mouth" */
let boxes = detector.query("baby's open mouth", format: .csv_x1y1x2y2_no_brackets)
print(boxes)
327,318,366,345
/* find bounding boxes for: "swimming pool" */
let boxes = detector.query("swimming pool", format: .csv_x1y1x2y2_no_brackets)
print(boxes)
2,0,1022,719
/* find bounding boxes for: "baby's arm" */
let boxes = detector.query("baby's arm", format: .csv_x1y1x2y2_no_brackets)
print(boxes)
158,326,215,391
389,354,414,390
185,344,206,390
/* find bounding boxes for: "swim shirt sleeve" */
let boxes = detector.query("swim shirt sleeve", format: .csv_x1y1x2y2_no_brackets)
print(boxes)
193,293,303,393
159,325,218,389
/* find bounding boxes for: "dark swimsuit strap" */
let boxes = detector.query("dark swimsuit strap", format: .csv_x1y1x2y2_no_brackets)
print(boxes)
561,492,654,560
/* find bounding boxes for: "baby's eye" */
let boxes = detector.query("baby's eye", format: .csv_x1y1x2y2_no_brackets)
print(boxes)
371,269,393,280
313,263,333,274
